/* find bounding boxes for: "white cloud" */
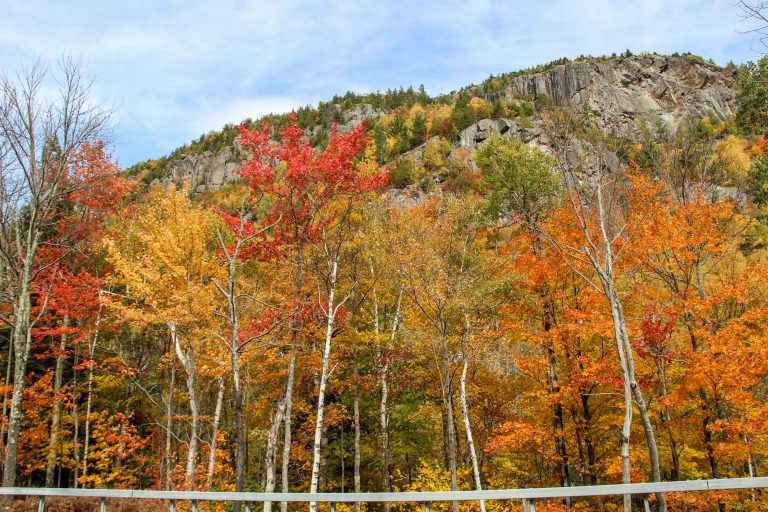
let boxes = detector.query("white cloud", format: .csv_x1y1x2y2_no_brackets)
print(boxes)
0,0,759,165
190,96,312,135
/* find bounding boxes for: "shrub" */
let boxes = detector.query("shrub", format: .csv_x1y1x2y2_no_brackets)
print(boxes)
388,157,417,188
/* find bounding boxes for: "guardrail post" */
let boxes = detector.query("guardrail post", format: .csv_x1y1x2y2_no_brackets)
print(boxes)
169,499,176,512
424,501,431,512
37,496,44,512
643,494,651,512
191,499,198,512
245,503,251,512
522,498,535,512
100,497,107,512
331,502,336,512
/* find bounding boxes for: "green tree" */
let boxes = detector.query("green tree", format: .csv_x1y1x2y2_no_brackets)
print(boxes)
737,56,768,135
411,113,428,146
748,155,768,206
475,137,562,224
389,157,418,188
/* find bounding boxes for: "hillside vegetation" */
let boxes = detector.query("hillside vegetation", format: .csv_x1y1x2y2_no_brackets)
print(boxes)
1,51,768,512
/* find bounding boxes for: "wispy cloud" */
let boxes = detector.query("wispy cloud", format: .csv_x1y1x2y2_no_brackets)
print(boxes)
0,0,758,166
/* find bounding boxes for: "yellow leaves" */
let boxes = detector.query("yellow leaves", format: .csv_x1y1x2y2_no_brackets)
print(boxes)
714,135,751,185
357,141,381,178
467,97,491,120
103,183,222,331
427,104,454,135
384,135,400,155
407,103,427,127
422,137,452,172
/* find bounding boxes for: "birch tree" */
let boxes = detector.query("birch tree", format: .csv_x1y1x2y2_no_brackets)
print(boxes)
213,192,282,507
0,58,109,489
543,116,667,512
103,183,220,489
237,114,382,511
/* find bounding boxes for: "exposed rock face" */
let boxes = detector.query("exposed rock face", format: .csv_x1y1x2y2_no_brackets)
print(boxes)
338,104,386,134
159,146,242,193
487,54,735,137
156,104,388,191
157,55,736,192
458,118,547,149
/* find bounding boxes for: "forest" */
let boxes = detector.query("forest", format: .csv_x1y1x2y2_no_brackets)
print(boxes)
0,53,768,512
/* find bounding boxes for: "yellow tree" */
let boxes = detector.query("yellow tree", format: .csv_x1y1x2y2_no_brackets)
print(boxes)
103,183,221,489
393,193,502,509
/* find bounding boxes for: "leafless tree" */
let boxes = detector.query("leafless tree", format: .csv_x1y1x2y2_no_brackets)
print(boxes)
738,1,768,52
0,57,110,490
540,110,667,512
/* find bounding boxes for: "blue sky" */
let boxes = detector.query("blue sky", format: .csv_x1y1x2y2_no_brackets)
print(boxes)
0,0,763,167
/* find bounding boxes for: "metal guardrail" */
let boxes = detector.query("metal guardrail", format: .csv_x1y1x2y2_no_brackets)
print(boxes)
1,477,766,511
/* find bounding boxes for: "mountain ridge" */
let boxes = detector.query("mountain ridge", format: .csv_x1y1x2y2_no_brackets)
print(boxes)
126,52,737,194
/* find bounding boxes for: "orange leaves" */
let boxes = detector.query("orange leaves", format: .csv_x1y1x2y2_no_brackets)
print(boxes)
486,420,547,454
78,411,153,489
68,141,136,213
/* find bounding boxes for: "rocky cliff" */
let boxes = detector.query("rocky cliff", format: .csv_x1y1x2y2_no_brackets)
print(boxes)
458,54,735,149
155,54,737,192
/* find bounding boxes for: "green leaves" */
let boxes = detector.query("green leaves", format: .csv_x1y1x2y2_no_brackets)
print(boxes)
737,56,768,136
474,137,562,224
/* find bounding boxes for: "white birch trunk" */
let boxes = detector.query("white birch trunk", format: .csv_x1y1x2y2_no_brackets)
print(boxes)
165,362,176,490
81,303,102,484
3,259,34,487
171,322,199,489
46,314,69,487
460,354,485,512
309,260,338,512
594,181,666,512
264,398,286,512
206,376,225,489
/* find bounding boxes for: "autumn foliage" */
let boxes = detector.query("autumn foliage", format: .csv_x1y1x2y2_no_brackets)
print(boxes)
1,107,768,512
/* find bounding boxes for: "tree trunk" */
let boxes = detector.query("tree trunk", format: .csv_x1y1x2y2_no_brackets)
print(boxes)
165,362,176,490
280,336,297,512
617,299,666,512
233,345,246,501
185,370,199,488
579,389,597,485
536,252,571,501
379,288,401,507
547,341,572,504
0,333,12,467
206,377,225,490
264,398,286,512
592,181,666,512
72,346,80,488
171,323,199,489
460,354,485,512
281,237,304,512
46,314,69,487
656,358,679,480
2,266,33,488
82,345,96,484
82,303,102,485
309,260,338,512
353,343,361,512
612,301,634,512
441,337,459,511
